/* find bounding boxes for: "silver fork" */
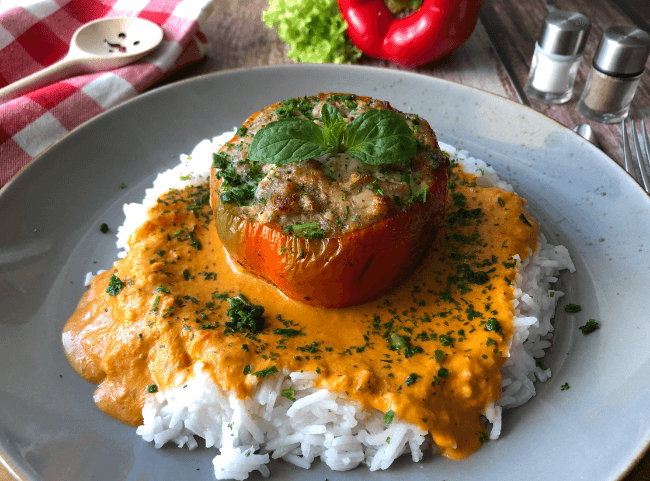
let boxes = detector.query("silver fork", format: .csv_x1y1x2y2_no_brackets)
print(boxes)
622,118,650,193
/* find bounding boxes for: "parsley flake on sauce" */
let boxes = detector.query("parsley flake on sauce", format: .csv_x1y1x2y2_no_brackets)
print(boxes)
147,384,158,393
252,366,278,378
405,373,419,386
519,213,532,227
561,382,570,391
225,294,265,333
106,274,124,296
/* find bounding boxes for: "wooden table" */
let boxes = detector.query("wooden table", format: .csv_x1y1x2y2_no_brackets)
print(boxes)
2,0,648,479
168,0,650,168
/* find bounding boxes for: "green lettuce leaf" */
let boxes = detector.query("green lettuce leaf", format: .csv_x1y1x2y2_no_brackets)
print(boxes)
263,0,361,64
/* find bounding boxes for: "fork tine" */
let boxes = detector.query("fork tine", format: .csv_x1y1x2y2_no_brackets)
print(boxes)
622,119,638,181
642,119,650,176
631,120,650,192
621,119,636,179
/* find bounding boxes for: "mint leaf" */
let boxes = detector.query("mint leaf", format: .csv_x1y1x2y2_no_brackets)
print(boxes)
248,118,332,165
321,103,346,149
344,109,417,165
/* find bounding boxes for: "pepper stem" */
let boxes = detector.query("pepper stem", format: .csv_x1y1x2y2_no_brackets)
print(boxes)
386,0,423,14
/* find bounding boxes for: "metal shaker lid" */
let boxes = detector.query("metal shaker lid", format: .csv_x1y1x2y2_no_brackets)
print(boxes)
593,26,650,76
538,11,591,56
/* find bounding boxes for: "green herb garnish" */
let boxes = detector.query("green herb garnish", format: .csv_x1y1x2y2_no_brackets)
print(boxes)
225,294,265,333
253,365,278,378
248,108,417,167
147,384,158,393
283,221,325,239
405,373,419,386
484,318,502,335
564,304,582,313
281,387,296,401
151,296,160,312
384,410,395,425
579,319,599,334
106,273,124,296
273,328,304,337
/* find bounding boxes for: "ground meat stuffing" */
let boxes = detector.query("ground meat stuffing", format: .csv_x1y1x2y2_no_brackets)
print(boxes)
212,94,446,237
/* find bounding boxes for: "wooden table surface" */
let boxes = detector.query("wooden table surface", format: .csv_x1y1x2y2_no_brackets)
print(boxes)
2,0,649,479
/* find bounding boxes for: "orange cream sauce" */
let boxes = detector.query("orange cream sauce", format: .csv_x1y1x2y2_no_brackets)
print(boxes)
63,161,539,460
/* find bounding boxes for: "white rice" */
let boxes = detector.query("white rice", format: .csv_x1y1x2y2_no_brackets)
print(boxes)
100,133,575,479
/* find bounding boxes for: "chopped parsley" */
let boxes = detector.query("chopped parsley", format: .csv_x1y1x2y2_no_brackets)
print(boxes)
252,365,278,378
106,274,125,296
147,384,158,393
384,410,395,425
579,319,599,334
281,387,296,402
519,213,532,227
273,328,304,337
484,318,502,336
225,294,265,333
405,373,419,386
283,221,325,239
564,304,582,313
561,382,570,391
100,223,109,233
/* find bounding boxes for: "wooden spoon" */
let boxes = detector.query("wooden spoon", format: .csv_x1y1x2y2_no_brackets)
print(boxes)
0,17,163,102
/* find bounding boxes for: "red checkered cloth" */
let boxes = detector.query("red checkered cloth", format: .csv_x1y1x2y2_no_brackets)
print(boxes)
0,0,214,189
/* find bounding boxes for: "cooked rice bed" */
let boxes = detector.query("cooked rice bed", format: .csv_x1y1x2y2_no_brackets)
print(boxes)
63,136,575,480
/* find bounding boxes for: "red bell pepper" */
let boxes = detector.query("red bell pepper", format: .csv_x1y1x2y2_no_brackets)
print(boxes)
211,94,449,308
338,0,484,67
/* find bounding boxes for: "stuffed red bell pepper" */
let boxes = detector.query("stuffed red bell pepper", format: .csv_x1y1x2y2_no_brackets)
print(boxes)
338,0,484,67
210,93,448,308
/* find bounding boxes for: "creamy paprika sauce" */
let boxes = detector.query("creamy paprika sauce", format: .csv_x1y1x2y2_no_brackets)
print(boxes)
63,161,539,460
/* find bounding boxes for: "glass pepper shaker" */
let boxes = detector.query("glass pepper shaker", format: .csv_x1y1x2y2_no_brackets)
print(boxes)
524,11,591,105
578,26,650,123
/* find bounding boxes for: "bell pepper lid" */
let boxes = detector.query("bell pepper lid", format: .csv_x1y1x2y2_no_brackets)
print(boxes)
537,11,591,56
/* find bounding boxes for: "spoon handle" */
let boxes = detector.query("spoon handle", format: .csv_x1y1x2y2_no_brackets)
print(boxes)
0,57,82,103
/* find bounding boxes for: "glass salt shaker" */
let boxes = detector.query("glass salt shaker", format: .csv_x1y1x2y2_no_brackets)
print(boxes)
578,26,650,123
524,11,591,105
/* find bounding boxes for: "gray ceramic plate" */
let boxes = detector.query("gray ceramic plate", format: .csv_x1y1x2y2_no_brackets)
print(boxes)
1,65,649,481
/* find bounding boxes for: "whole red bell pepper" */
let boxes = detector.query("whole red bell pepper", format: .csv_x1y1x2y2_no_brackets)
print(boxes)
338,0,484,67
